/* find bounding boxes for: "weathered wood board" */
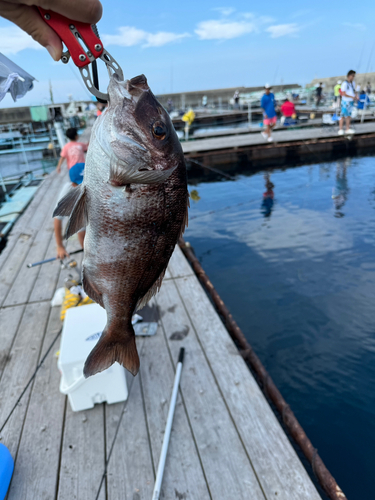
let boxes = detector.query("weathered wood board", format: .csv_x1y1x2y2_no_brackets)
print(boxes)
0,164,322,500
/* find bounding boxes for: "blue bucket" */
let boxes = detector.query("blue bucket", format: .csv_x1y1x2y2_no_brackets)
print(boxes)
0,443,14,499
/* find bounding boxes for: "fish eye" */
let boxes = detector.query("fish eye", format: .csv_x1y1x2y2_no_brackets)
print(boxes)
152,121,167,140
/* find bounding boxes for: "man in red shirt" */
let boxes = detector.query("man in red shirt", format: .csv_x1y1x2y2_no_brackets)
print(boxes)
280,98,296,118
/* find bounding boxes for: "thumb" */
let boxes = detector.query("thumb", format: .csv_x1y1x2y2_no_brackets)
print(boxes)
0,3,63,60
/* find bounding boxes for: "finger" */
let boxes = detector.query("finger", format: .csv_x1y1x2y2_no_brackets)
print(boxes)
0,2,62,60
18,0,102,24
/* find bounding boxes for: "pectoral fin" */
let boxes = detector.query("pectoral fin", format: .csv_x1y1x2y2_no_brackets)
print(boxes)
65,186,87,239
53,185,81,218
109,158,177,186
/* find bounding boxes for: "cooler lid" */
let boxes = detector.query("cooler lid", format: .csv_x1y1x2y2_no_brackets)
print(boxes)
59,303,107,366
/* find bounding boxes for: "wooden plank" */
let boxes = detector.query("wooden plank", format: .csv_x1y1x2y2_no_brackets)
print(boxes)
0,176,51,272
0,301,50,458
3,220,55,307
54,238,83,291
139,303,210,500
175,274,321,500
106,341,154,500
0,233,36,306
0,175,62,306
29,222,83,304
156,279,265,500
182,121,375,154
0,305,25,379
166,245,194,280
57,404,105,500
7,306,65,500
29,234,61,303
25,172,64,233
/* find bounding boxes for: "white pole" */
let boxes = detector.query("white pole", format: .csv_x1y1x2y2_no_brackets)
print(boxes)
54,121,66,150
361,95,367,123
19,136,29,169
0,172,10,201
152,348,185,500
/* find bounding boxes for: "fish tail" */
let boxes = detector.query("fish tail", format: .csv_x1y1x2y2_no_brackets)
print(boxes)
83,323,139,378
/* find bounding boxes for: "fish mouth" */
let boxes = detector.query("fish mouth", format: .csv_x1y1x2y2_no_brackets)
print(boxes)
108,74,132,105
108,73,151,106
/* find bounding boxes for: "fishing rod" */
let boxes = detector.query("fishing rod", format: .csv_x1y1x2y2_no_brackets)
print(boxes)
187,158,236,180
26,248,83,268
152,347,185,500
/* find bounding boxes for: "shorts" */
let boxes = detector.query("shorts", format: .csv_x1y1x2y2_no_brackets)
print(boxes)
264,116,277,126
341,100,353,118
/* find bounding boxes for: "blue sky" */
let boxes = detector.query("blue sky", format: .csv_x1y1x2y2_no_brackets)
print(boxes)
0,1,373,107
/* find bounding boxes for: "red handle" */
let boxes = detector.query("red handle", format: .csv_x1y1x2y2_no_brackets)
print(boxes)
38,7,103,67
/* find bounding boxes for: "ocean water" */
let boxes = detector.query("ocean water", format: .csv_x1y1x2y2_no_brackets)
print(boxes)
185,155,375,499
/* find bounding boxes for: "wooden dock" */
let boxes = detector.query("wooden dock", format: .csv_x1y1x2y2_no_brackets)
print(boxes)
182,121,375,169
182,120,375,154
0,168,322,499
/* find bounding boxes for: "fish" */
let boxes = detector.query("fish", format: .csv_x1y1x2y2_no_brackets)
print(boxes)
54,74,188,378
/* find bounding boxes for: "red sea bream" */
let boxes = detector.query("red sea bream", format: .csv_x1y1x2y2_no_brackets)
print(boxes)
54,74,188,377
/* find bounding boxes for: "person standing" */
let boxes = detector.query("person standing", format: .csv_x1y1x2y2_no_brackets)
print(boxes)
338,70,358,135
357,88,370,117
366,81,371,94
315,82,323,106
54,162,86,259
261,84,277,142
334,80,342,106
56,127,88,173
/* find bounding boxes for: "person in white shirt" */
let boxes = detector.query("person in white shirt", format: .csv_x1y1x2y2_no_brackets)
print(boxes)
338,70,358,135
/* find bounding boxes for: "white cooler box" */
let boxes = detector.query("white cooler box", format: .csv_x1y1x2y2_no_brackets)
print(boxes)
58,303,128,412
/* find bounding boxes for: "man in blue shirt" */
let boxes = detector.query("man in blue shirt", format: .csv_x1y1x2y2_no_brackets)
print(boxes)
261,84,277,142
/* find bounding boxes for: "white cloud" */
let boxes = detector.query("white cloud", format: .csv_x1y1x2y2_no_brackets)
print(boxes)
102,26,190,48
213,7,236,16
343,22,366,31
102,27,146,47
195,12,274,41
195,19,256,40
266,23,300,38
290,9,312,19
258,15,276,24
0,27,42,55
143,32,190,47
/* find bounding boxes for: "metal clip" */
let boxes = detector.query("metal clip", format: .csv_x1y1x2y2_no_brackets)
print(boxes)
79,49,123,101
38,8,124,102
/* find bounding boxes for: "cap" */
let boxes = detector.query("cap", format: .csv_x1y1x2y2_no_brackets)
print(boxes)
69,162,85,185
337,80,342,84
264,83,272,89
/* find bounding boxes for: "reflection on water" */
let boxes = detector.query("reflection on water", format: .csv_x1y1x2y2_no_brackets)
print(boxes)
261,173,275,218
185,155,375,500
332,159,350,218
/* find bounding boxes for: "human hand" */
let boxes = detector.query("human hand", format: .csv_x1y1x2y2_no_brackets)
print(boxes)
0,0,102,61
56,165,61,174
57,245,69,260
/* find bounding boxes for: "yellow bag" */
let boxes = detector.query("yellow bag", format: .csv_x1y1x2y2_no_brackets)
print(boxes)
60,288,94,321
